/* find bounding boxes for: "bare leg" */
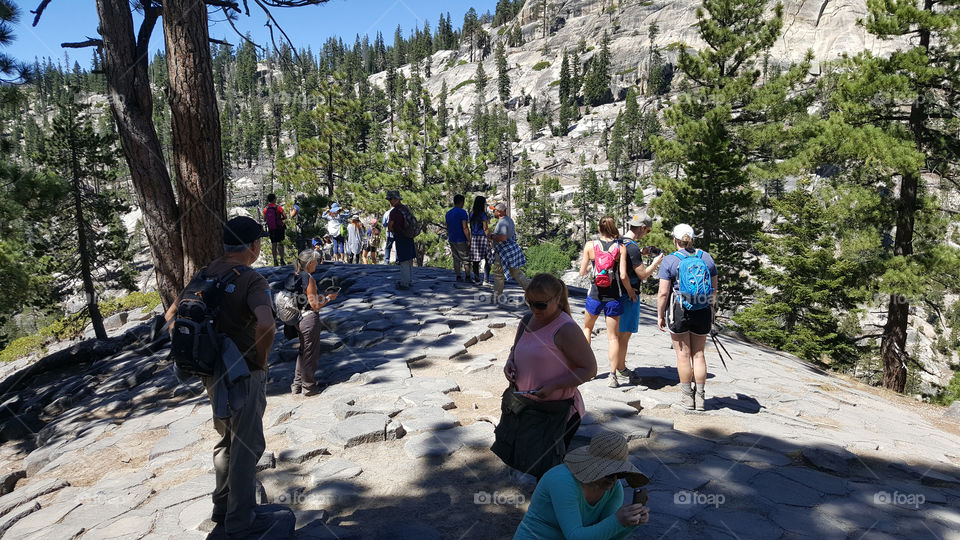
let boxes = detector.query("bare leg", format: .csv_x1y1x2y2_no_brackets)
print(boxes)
690,334,708,386
582,310,600,345
605,315,621,374
617,331,632,372
672,332,693,383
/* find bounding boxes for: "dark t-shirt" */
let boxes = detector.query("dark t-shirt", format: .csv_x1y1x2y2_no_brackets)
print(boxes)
621,238,645,289
388,205,406,232
446,207,469,243
657,249,718,292
204,258,273,371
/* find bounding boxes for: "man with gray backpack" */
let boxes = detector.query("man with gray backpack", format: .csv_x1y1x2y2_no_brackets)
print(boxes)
386,190,419,290
164,215,292,537
656,224,718,411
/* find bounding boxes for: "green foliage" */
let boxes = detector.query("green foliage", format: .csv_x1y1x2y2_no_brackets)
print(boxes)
583,32,613,106
457,60,468,66
496,42,510,103
532,61,551,71
451,79,477,93
524,239,578,277
934,370,960,405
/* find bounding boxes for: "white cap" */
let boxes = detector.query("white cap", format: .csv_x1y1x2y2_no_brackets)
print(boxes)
672,224,695,240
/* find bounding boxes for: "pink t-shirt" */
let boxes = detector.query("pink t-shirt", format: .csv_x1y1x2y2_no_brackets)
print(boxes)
512,311,585,419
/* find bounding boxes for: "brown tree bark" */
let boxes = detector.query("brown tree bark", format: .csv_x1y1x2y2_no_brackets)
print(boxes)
95,0,184,308
163,0,226,278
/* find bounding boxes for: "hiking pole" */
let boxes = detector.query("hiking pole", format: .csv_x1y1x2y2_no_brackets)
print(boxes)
709,331,730,371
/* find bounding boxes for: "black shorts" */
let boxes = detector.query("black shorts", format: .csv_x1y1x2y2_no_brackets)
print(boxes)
668,296,712,335
268,227,285,243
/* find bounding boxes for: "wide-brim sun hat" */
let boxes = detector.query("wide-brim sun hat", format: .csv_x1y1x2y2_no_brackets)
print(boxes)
564,430,649,487
330,203,341,212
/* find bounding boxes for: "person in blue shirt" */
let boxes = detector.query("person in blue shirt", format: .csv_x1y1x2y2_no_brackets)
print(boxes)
445,194,472,282
657,223,718,411
514,430,650,540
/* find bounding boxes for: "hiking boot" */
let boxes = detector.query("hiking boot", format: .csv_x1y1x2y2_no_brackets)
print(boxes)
695,386,706,411
678,384,695,410
225,507,292,538
616,368,633,383
303,387,321,397
608,372,620,388
290,384,301,395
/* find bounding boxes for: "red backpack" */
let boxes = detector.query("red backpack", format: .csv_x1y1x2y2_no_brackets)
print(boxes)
265,204,284,231
593,241,619,288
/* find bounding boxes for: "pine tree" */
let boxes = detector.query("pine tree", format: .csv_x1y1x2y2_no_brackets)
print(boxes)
496,42,510,103
583,32,613,106
559,51,571,105
811,0,960,391
475,61,488,100
437,81,449,137
652,0,810,312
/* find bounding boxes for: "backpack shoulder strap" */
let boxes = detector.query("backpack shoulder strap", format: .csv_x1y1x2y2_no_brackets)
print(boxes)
673,250,687,260
695,249,704,259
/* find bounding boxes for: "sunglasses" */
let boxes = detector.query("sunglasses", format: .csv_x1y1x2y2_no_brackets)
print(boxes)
526,298,552,311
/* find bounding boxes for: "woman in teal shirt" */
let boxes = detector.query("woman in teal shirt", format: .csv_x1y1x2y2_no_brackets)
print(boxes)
514,431,650,539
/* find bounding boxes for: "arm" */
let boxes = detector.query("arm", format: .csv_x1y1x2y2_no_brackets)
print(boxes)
461,218,471,240
636,253,665,281
504,314,531,382
533,322,597,398
620,246,636,302
163,301,178,337
548,475,636,540
578,243,592,276
657,278,672,332
253,305,276,367
306,275,336,311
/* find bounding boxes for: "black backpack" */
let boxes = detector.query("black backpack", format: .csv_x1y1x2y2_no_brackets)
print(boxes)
169,266,251,378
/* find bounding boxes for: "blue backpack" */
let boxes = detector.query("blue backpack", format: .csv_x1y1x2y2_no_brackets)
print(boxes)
673,250,713,311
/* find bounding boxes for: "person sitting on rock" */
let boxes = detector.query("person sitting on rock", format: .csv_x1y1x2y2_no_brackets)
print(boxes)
514,430,650,539
492,274,596,480
288,249,338,396
163,216,288,536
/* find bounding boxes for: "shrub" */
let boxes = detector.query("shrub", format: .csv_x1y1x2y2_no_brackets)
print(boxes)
525,240,577,277
452,79,477,93
457,60,468,66
0,335,45,363
532,61,551,71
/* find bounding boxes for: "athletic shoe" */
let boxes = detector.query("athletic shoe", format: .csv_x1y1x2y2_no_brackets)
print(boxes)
608,372,619,388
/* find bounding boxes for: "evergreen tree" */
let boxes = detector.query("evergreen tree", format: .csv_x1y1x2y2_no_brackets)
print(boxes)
652,0,810,312
573,169,614,243
810,0,960,391
475,61,488,100
437,80,449,137
496,42,510,103
559,51,571,105
583,33,613,106
734,180,868,366
40,93,134,340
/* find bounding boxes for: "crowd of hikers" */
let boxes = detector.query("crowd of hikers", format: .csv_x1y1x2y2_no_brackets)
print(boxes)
165,190,717,537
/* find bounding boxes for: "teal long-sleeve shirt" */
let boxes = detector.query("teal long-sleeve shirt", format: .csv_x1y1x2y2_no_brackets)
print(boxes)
514,465,636,540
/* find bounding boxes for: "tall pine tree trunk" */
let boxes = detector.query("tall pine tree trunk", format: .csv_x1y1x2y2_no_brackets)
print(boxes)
96,0,184,308
164,0,225,278
70,150,106,340
879,0,930,393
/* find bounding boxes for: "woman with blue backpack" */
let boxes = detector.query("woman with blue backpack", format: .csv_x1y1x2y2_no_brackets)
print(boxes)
579,216,630,388
656,224,718,411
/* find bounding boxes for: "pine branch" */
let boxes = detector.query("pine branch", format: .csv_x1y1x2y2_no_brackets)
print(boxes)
61,38,103,49
30,0,53,27
221,7,265,52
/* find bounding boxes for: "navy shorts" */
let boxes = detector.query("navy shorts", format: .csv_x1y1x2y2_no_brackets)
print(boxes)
585,296,624,317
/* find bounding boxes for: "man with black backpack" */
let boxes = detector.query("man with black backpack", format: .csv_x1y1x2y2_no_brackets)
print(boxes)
163,215,288,536
386,190,418,290
263,193,287,266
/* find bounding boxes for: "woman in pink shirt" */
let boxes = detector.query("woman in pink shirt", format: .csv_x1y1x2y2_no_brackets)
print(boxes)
504,274,598,448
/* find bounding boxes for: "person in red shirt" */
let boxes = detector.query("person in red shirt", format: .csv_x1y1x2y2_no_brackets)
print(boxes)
263,193,287,266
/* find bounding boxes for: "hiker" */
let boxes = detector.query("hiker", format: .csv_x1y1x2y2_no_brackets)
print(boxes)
382,207,394,264
579,216,629,388
287,249,338,396
445,194,473,282
263,193,287,266
163,215,284,536
322,203,345,263
657,223,718,411
345,216,363,264
513,431,650,539
492,273,596,480
489,202,531,303
469,195,492,285
618,213,665,382
386,190,415,289
363,220,381,265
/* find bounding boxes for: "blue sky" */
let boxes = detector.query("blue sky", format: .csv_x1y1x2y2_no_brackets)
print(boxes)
11,0,498,68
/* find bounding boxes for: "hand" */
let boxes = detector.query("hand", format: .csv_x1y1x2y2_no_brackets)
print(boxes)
657,315,666,332
531,384,552,399
627,289,638,302
652,253,664,267
617,504,649,527
504,359,517,382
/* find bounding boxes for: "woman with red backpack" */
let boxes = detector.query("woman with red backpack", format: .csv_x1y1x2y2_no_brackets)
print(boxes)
579,216,631,388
